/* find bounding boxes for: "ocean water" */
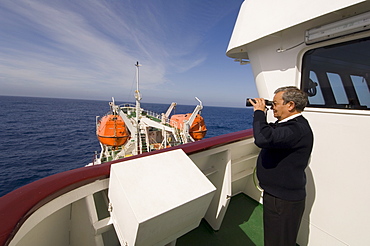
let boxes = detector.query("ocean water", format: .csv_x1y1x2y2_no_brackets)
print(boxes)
0,96,254,197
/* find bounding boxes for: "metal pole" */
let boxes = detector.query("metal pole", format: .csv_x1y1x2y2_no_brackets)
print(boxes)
134,62,142,154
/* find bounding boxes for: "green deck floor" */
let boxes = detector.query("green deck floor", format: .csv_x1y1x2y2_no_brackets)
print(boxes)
177,194,264,246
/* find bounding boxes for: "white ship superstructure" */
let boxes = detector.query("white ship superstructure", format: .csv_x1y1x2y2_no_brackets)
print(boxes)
1,1,369,245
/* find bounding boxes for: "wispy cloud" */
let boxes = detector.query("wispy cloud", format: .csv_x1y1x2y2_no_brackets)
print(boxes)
0,0,243,102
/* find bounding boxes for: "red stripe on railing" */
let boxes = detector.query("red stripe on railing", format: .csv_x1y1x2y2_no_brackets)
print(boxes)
0,129,253,245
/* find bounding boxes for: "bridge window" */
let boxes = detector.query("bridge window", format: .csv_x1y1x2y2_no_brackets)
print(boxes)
327,73,349,104
351,75,370,108
301,38,370,110
308,71,324,105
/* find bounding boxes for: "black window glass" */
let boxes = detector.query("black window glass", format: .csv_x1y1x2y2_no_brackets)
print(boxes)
301,38,370,109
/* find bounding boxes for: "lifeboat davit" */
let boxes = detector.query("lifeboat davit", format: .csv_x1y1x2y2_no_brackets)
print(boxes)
97,114,129,147
170,114,207,140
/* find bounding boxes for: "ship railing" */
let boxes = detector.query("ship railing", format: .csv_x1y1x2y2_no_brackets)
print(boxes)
143,110,162,121
0,129,255,246
119,103,164,122
120,103,136,108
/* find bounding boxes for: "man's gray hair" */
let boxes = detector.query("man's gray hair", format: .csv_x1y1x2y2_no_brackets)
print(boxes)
274,86,308,112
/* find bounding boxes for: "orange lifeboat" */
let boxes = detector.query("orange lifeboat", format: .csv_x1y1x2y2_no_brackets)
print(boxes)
97,114,129,147
170,114,207,140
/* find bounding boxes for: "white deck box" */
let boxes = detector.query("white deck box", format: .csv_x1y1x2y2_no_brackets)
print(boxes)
108,149,216,246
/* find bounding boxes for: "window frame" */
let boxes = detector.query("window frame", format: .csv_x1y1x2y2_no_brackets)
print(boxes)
301,38,370,110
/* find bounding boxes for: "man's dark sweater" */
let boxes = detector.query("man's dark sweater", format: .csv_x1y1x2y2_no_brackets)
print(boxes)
253,110,314,201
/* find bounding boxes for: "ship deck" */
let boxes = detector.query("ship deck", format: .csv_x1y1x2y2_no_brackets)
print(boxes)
177,194,264,246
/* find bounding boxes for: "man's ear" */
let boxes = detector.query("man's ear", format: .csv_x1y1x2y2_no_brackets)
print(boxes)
288,101,296,112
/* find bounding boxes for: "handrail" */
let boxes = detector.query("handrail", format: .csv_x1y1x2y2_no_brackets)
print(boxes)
0,129,253,245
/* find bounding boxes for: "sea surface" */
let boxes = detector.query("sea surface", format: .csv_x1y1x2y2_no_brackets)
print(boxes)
0,95,254,197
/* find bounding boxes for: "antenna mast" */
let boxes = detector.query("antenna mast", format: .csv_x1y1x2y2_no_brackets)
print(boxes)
134,61,142,154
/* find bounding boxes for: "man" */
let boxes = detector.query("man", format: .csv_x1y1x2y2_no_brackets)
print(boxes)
249,86,313,246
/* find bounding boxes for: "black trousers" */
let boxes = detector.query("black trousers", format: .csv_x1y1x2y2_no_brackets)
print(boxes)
263,192,305,246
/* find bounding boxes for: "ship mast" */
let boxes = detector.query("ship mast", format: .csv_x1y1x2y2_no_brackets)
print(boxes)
134,61,142,155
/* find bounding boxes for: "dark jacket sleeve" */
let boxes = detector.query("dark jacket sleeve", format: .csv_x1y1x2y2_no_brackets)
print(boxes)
253,110,302,149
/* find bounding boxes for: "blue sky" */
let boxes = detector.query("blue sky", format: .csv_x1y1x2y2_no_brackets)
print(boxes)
0,0,257,107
